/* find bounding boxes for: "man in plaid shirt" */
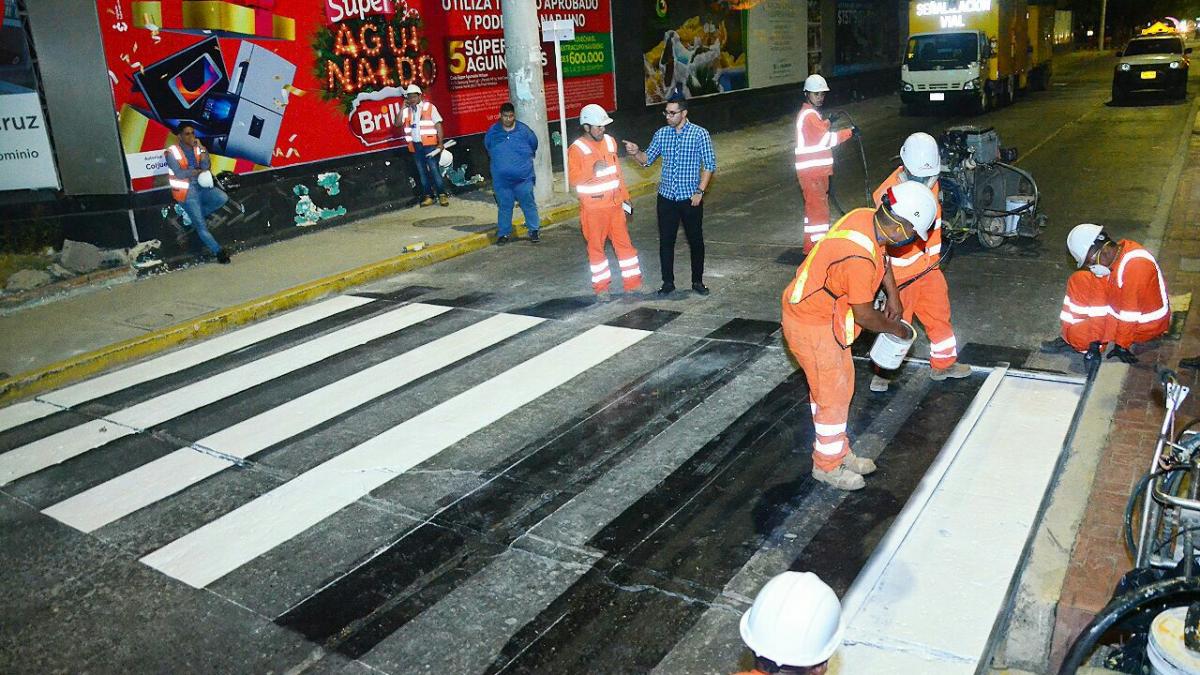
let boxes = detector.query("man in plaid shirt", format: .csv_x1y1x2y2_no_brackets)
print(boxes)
624,96,717,296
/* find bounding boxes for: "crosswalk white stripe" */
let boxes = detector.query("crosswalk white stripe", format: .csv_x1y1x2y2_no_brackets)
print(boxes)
140,324,652,588
0,302,450,486
43,312,545,532
0,296,372,434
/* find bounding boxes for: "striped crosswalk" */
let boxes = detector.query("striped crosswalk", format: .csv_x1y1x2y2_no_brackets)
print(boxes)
0,291,992,673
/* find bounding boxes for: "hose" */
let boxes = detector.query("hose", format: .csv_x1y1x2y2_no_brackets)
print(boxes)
835,110,873,204
1125,468,1189,557
1058,577,1200,674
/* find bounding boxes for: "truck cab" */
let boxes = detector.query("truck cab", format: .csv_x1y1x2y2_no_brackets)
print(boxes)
901,31,991,111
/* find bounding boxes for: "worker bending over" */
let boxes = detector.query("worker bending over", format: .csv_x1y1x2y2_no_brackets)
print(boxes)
795,74,856,254
1043,223,1169,364
782,181,937,491
736,571,843,675
567,104,644,301
869,132,971,391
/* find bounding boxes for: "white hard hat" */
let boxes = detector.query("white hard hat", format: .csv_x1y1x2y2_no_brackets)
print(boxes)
1067,223,1105,267
404,84,422,95
804,74,830,93
197,170,214,189
580,103,613,126
885,180,938,240
739,572,843,668
900,132,941,178
437,147,453,169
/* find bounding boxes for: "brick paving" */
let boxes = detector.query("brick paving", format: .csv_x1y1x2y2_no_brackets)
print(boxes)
1049,126,1200,667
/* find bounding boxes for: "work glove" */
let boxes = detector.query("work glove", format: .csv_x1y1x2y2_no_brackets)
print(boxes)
850,126,861,139
1107,345,1138,364
1084,341,1103,364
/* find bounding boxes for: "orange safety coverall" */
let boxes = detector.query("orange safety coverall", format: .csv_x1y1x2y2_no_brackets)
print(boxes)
1059,240,1170,351
781,208,884,473
567,133,642,293
871,167,957,369
795,102,853,254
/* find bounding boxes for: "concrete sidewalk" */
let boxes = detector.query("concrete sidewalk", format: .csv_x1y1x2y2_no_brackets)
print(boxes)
0,94,900,404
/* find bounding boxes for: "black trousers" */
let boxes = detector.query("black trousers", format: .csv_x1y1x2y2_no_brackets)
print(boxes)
656,194,705,286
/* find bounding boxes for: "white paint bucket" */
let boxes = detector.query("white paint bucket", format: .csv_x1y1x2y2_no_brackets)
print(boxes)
1147,606,1200,674
1005,195,1034,232
869,321,915,370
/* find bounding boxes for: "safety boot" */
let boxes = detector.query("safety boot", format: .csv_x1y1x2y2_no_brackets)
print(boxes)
812,465,865,491
595,290,613,303
930,363,972,381
842,452,876,475
438,193,450,207
1040,336,1074,353
419,196,435,207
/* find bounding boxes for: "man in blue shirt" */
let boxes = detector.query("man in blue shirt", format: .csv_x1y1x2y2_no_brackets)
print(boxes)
484,102,541,245
624,97,716,296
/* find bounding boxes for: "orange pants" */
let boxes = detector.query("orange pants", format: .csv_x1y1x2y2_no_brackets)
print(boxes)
799,174,831,254
1060,270,1168,351
581,206,642,293
783,318,853,472
899,269,958,369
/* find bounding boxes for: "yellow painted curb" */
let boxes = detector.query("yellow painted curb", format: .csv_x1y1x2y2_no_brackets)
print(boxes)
0,178,662,406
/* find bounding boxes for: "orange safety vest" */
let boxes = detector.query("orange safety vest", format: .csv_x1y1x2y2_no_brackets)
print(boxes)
1060,240,1170,346
782,208,884,348
165,143,202,203
871,166,943,284
567,133,630,210
795,102,851,178
400,101,439,151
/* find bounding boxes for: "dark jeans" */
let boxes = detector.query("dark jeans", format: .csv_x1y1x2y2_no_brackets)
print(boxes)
656,194,705,286
413,144,446,198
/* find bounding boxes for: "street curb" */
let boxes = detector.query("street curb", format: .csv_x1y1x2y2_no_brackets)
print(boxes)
0,176,660,406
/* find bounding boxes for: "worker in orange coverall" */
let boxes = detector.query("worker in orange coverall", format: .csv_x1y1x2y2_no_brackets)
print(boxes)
795,74,855,254
868,132,972,392
568,103,644,301
781,180,938,491
1042,223,1170,364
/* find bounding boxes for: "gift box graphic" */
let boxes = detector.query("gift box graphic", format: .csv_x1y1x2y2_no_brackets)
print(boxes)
133,0,295,41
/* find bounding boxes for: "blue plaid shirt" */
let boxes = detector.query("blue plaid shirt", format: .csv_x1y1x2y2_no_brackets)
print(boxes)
643,121,717,201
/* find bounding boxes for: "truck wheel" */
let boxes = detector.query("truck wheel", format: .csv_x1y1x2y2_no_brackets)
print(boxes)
977,217,1007,248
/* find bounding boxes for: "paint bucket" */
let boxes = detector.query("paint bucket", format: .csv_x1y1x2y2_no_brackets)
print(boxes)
869,321,915,370
1147,606,1200,674
1005,195,1034,233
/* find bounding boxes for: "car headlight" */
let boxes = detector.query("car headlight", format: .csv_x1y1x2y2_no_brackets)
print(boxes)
1119,63,1131,71
903,82,913,91
1170,60,1182,69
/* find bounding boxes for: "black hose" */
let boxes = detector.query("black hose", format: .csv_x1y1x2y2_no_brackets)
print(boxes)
1058,577,1200,674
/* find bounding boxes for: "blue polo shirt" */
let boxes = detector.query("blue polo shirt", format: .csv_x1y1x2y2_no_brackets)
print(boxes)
484,120,538,186
643,121,717,200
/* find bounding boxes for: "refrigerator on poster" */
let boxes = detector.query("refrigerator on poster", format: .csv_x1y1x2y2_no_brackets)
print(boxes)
642,0,805,105
94,0,615,192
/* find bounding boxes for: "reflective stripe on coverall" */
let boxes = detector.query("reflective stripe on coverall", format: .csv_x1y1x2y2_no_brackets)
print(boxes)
1059,240,1170,351
781,208,883,472
568,134,642,293
795,103,853,254
871,167,958,368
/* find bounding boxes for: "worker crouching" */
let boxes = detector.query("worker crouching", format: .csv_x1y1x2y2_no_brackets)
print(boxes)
782,181,937,491
1042,223,1170,364
568,104,644,301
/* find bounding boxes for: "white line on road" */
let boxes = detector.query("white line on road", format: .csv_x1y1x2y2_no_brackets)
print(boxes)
42,312,545,532
0,296,373,434
0,302,450,486
140,324,652,588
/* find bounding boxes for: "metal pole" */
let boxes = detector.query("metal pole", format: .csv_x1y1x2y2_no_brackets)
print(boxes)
501,1,553,205
1098,0,1108,51
554,38,569,193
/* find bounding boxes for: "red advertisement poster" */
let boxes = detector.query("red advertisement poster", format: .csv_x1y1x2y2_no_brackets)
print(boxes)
94,0,614,191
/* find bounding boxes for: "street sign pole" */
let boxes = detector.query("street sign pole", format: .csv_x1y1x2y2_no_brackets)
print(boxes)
542,19,575,193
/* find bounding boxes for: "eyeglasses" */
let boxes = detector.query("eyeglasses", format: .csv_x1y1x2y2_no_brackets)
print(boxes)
663,109,682,117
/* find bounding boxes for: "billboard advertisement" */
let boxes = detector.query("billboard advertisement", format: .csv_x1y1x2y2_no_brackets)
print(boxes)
642,0,805,105
1,0,59,191
95,0,615,191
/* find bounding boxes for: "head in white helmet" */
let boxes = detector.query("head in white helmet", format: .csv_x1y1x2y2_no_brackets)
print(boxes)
579,103,613,141
900,132,940,179
1067,223,1115,276
404,84,423,105
740,571,843,673
879,180,937,245
804,74,830,109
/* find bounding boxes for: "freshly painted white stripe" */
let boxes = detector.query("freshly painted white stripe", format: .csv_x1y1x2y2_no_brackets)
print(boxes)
43,313,544,532
140,324,651,588
0,296,371,434
0,302,449,486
